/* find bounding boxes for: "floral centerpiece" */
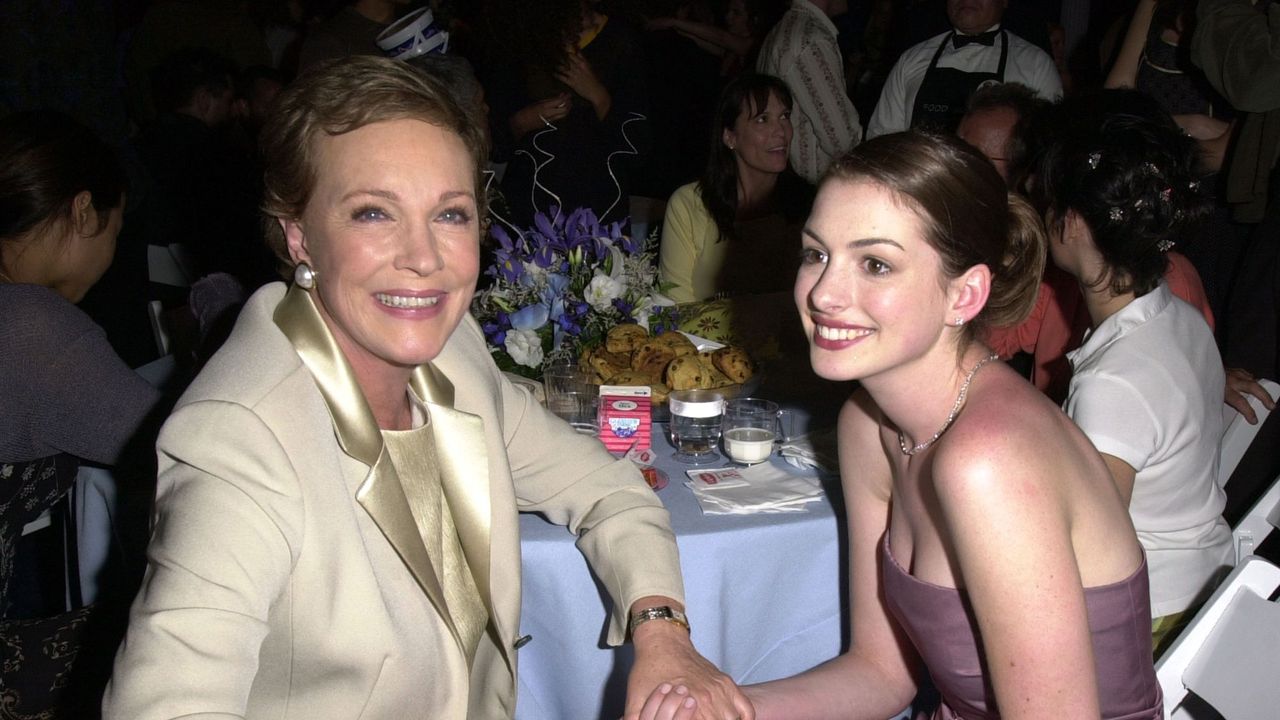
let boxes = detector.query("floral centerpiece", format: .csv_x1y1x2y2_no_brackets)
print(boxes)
471,207,678,379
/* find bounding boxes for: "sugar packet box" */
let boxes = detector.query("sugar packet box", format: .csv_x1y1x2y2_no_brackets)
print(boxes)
598,385,652,452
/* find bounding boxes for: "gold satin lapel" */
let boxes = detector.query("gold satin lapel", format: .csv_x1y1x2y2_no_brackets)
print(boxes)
273,285,381,461
428,403,492,610
354,457,455,638
274,286,453,633
410,365,508,675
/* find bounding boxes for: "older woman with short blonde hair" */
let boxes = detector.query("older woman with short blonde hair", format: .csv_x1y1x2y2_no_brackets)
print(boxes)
106,56,749,720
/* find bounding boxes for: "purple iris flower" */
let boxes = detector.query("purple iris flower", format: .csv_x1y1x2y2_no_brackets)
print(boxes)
534,210,567,252
556,312,582,336
531,243,560,271
617,221,639,254
492,250,523,284
482,321,507,346
491,224,517,252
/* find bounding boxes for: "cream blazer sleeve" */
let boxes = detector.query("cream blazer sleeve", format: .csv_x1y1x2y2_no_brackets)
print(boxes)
448,316,685,646
104,398,305,719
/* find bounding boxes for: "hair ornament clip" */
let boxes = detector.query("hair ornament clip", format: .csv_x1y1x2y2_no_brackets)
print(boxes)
1188,179,1201,192
1161,186,1173,203
1157,238,1175,252
1109,206,1125,222
1134,198,1147,211
1143,162,1160,175
1087,152,1102,170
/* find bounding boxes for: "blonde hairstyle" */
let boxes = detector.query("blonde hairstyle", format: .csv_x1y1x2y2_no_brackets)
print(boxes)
824,131,1045,334
259,55,490,271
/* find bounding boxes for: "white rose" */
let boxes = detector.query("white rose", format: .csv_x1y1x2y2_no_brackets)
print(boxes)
584,273,625,312
504,328,545,369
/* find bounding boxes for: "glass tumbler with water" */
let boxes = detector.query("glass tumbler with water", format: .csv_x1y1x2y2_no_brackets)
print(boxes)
721,397,791,465
668,389,724,464
543,362,599,435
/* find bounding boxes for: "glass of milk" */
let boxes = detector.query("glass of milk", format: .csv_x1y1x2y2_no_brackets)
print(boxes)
721,398,791,465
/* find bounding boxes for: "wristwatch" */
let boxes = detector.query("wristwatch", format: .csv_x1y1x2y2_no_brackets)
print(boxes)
628,606,690,638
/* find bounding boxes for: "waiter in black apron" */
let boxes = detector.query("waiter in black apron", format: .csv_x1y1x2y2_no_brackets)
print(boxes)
911,27,1009,133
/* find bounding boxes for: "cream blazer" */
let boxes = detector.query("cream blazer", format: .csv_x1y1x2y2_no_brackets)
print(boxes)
104,283,683,719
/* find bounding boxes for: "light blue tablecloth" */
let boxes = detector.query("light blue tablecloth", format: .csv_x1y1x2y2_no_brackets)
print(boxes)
514,414,845,719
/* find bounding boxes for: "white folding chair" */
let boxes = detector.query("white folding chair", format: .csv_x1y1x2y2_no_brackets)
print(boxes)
1234,472,1280,563
148,299,171,356
1156,555,1280,720
1219,378,1278,488
147,242,197,287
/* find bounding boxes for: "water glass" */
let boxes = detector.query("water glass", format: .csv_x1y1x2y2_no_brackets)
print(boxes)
668,389,724,464
543,363,599,435
721,398,792,465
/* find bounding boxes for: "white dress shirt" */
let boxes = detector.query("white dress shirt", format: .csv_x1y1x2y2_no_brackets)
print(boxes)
867,25,1062,139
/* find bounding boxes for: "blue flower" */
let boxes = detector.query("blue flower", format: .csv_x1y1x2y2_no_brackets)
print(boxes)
510,303,549,331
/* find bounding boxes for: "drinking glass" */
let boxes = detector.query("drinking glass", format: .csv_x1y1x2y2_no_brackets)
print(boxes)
543,362,599,435
721,398,792,465
668,389,724,464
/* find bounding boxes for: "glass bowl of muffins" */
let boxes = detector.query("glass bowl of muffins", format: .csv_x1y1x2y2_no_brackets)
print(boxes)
579,323,761,422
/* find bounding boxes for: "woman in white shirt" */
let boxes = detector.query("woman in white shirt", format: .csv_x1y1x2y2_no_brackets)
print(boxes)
1028,89,1233,653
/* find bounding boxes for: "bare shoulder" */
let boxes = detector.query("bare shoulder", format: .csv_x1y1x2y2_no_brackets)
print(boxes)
838,386,892,499
929,369,1069,511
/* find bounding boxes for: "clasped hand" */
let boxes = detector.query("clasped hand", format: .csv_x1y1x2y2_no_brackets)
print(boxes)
624,620,754,720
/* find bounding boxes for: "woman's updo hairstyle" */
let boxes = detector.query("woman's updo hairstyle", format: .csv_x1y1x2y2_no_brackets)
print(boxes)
1027,89,1210,297
824,131,1046,333
0,111,126,244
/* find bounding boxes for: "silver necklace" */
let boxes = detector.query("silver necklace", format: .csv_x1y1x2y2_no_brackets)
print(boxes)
898,352,1000,456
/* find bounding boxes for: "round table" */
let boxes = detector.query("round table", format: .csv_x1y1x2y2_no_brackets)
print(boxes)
514,409,846,719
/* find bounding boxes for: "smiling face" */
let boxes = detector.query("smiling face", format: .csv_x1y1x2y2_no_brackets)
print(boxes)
283,118,480,385
723,90,793,178
947,0,1008,35
794,179,959,382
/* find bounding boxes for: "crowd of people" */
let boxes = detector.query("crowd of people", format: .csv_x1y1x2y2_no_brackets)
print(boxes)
2,0,1279,718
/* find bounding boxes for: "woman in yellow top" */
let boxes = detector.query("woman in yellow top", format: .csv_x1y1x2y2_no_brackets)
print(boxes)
658,73,812,303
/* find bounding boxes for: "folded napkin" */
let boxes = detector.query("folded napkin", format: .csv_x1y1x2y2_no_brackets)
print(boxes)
780,428,840,473
685,463,824,515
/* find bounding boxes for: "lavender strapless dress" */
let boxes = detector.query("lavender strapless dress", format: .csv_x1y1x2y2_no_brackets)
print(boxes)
881,538,1163,719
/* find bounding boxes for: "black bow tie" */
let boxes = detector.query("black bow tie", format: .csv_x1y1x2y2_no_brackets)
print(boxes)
952,29,999,49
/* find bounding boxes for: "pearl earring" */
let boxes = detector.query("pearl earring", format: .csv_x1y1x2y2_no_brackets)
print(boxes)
294,262,316,289
954,316,965,327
